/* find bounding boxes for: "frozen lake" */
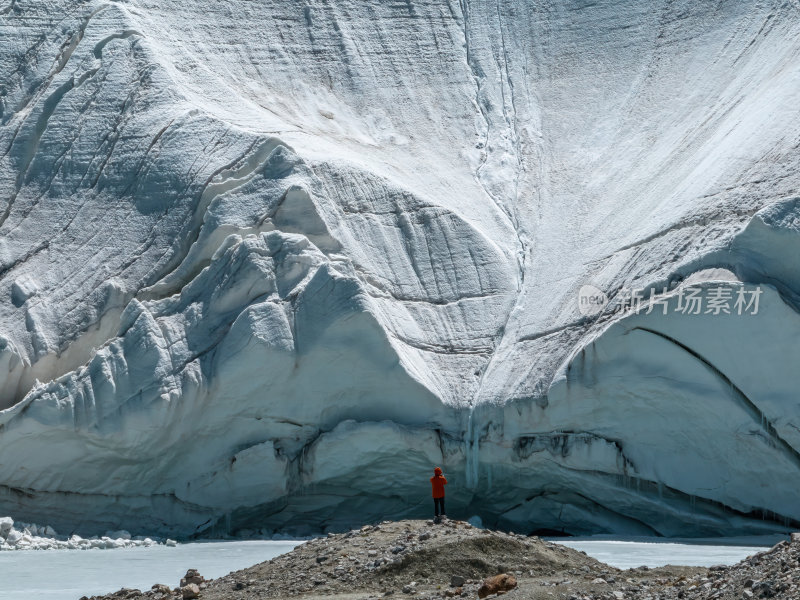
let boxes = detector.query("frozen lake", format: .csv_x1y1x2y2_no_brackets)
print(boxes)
0,536,780,599
0,540,300,600
554,535,782,569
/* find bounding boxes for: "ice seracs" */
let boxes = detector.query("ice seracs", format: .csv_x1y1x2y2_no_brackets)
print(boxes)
0,516,175,550
1,0,800,537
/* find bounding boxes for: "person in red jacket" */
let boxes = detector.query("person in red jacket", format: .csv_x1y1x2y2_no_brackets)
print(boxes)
430,467,447,517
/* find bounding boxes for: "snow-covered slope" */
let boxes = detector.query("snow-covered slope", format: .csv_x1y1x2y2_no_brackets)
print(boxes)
1,0,800,537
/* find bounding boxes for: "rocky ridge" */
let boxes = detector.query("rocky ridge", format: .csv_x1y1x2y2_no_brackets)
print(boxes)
76,519,716,600
81,520,800,600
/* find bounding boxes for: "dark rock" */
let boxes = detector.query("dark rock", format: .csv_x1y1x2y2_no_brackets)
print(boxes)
180,569,204,587
450,575,466,587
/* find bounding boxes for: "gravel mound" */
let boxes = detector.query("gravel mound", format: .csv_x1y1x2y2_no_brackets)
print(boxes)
83,519,800,600
200,518,611,598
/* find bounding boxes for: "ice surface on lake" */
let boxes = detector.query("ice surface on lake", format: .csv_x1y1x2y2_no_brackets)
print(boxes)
555,536,780,569
2,0,800,537
0,540,300,600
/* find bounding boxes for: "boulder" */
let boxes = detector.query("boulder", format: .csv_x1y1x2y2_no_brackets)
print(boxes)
478,573,517,598
180,569,205,586
181,583,200,599
450,575,466,587
151,584,172,594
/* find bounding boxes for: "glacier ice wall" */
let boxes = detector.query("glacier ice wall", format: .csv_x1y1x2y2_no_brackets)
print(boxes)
1,0,800,537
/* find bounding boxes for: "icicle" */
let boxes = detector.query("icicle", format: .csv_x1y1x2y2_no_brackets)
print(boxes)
465,410,474,488
471,411,480,487
465,408,480,489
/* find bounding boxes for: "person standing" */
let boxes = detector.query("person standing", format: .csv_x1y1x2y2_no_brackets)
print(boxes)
430,467,447,517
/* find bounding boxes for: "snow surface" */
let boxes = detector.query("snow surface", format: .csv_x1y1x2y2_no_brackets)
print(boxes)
1,0,800,537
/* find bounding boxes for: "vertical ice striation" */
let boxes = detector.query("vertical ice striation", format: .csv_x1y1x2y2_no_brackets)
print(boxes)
465,409,480,490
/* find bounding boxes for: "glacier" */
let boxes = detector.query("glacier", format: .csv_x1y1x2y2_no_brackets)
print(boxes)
1,0,800,538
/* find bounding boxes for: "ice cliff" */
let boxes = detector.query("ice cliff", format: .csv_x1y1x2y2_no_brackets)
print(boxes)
1,0,800,538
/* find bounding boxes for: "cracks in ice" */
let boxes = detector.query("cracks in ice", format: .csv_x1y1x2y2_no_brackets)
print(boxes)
508,431,800,534
357,259,506,307
494,0,522,205
0,14,141,229
0,482,211,527
141,138,290,301
122,117,175,193
465,409,480,488
597,205,763,262
0,77,74,228
631,326,800,471
388,332,492,356
456,0,524,246
189,419,800,536
0,0,16,15
514,430,635,471
93,29,143,59
0,4,104,136
452,5,543,459
517,319,591,343
457,1,490,195
0,3,109,193
0,33,154,403
0,240,49,280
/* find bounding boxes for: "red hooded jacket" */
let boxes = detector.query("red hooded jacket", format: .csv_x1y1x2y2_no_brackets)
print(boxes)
430,467,447,498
